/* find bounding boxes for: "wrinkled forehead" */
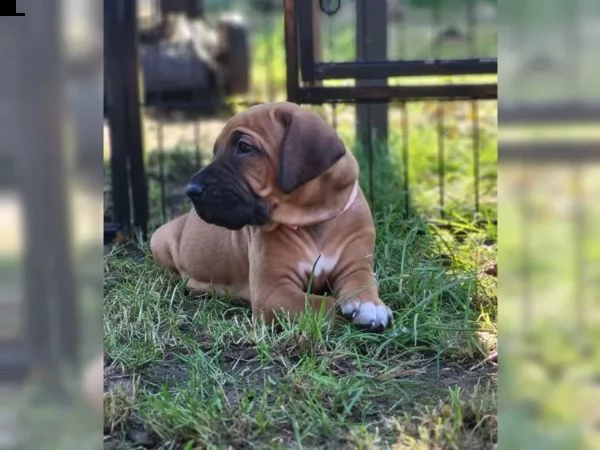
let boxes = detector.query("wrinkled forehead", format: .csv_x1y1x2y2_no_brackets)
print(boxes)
215,102,300,151
215,104,291,151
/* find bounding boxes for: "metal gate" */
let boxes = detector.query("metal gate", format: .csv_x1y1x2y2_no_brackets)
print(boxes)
104,0,498,240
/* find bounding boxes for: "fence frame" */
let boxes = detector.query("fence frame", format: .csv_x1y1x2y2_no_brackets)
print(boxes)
105,0,500,239
284,0,498,104
502,102,600,163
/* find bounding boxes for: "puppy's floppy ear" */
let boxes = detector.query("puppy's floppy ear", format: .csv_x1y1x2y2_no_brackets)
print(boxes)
279,108,346,194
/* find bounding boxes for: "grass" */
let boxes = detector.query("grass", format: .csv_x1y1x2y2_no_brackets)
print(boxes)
104,213,496,448
104,141,497,448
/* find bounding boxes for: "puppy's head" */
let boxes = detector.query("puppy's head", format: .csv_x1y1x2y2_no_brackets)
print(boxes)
186,102,358,230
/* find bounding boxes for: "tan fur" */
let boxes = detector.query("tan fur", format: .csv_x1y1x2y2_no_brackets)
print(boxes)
151,102,392,328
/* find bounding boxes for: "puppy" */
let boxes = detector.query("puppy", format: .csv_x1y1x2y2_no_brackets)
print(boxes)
151,102,392,330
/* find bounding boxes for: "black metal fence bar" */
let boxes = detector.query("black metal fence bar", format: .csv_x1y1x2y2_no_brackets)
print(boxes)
297,83,497,103
401,101,410,218
437,102,445,218
296,0,317,83
355,0,388,208
105,0,132,235
157,122,167,224
501,142,600,163
331,102,338,131
264,2,277,100
314,59,497,79
471,101,480,213
501,103,600,123
105,0,148,237
284,0,300,102
139,100,270,109
194,122,202,168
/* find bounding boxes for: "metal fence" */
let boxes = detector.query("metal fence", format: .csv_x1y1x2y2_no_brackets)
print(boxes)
104,0,498,240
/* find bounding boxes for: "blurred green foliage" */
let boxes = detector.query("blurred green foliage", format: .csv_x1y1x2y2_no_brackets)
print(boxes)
500,166,600,449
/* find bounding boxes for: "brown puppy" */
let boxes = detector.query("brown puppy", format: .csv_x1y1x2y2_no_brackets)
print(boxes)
150,102,392,330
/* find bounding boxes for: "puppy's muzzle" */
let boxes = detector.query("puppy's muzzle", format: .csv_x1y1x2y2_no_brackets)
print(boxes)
186,168,270,230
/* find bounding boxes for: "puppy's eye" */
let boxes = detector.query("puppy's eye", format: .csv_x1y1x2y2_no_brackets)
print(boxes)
237,141,257,156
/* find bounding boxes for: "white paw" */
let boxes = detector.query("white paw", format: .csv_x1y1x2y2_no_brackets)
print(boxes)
340,300,393,331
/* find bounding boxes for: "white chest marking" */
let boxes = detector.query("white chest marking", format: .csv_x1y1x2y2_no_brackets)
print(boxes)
298,254,339,278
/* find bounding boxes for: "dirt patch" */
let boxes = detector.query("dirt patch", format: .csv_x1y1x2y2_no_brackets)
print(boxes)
421,360,496,390
139,360,191,394
104,361,159,449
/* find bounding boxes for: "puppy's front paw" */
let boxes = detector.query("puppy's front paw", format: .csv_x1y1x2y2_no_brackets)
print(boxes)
340,299,393,331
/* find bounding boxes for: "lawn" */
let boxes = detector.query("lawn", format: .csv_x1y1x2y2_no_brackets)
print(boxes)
104,101,497,447
104,201,497,449
103,3,497,448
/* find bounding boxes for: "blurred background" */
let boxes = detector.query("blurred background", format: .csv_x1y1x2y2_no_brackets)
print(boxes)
103,0,498,234
0,0,103,448
2,0,597,448
500,0,600,448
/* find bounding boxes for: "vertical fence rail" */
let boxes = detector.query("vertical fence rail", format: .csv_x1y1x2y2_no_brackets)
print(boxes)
105,0,132,236
355,0,388,208
156,122,167,224
194,122,202,168
284,0,299,103
437,102,445,219
471,101,480,214
105,0,148,238
401,101,410,218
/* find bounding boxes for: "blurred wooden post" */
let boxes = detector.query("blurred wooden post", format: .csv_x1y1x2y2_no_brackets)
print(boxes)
355,0,388,152
13,0,78,383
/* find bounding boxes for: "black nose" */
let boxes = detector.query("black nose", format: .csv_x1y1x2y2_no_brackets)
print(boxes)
186,183,205,201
